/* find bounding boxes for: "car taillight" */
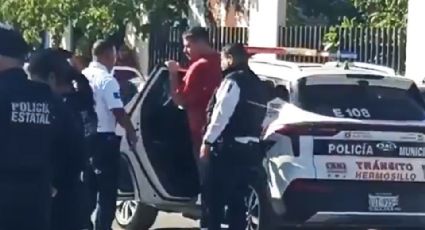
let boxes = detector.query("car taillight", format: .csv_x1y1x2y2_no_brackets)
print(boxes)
273,123,340,157
275,123,340,136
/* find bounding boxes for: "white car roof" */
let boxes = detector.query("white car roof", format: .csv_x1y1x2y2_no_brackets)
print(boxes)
248,58,413,89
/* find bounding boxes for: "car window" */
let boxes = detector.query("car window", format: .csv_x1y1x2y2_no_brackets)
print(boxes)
299,84,425,121
112,69,142,105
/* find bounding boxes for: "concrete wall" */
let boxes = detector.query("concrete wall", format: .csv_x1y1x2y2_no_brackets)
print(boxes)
405,0,425,84
125,16,150,77
248,0,287,59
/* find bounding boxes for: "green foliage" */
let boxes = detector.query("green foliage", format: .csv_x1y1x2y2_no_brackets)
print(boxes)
349,0,408,27
0,0,70,46
323,0,407,51
290,0,359,25
322,27,340,52
0,0,188,48
287,0,407,27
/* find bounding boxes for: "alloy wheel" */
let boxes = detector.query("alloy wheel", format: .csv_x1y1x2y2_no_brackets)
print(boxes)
246,186,260,230
115,200,139,226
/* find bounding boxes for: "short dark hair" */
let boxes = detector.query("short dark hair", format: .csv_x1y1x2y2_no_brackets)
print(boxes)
182,26,209,43
222,43,249,65
92,39,115,57
0,23,29,60
55,48,73,59
28,48,73,82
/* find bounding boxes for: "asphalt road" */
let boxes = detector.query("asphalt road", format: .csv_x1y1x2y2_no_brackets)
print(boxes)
113,212,199,230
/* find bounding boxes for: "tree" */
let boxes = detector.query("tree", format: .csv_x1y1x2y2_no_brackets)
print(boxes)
322,0,408,63
0,0,74,46
0,0,188,49
287,0,360,25
347,0,408,27
204,0,249,26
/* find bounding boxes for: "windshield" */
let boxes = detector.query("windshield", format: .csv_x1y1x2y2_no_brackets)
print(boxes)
299,84,425,121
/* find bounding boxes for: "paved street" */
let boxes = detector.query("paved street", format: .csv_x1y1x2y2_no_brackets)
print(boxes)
113,212,199,230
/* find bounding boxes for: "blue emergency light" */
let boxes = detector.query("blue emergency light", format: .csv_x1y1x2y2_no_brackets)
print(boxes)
320,51,358,60
329,51,358,59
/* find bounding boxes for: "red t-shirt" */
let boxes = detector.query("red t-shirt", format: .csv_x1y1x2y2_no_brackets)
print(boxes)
176,53,222,149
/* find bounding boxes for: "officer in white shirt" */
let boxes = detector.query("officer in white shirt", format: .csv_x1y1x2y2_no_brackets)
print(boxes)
81,40,137,230
201,43,268,230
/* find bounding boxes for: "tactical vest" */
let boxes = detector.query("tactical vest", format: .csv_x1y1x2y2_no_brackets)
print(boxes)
206,65,268,143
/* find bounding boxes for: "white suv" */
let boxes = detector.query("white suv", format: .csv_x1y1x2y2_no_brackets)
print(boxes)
253,59,425,229
117,57,425,230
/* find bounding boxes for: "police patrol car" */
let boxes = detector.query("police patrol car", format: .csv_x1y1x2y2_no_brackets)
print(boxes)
254,49,425,229
115,48,425,230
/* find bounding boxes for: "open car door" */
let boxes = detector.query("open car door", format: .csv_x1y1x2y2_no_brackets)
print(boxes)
119,66,200,204
112,66,146,200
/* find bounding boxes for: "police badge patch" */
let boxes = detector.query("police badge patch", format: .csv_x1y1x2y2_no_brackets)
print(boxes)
113,92,121,99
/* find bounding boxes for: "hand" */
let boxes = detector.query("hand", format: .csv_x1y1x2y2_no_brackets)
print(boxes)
165,60,180,75
127,129,138,151
200,144,210,159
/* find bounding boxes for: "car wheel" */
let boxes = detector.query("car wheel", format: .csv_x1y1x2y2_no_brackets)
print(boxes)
246,183,274,230
115,201,158,230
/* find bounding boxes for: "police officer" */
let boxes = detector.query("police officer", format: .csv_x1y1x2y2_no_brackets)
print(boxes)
0,23,85,230
201,43,268,230
82,39,138,230
28,48,97,230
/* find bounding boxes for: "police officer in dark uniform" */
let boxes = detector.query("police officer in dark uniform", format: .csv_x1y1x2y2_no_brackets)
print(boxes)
0,23,83,230
200,43,268,230
28,48,97,230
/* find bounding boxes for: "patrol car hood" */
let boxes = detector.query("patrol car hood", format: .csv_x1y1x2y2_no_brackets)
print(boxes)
264,102,425,138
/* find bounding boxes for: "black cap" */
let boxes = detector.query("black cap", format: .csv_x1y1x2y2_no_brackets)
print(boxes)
54,48,74,59
0,22,29,59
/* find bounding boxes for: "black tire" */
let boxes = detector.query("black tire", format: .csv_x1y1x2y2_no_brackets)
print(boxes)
115,201,158,230
246,178,275,230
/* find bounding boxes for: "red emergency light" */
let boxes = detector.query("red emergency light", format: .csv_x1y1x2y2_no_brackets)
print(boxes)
245,46,319,57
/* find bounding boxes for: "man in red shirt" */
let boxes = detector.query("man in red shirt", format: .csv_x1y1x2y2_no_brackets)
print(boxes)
166,26,221,229
166,27,222,159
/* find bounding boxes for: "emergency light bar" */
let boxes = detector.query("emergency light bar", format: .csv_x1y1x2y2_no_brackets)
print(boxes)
318,51,358,59
245,46,318,56
174,47,357,72
245,46,358,60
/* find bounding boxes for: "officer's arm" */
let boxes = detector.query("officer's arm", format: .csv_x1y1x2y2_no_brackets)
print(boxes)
52,101,85,188
102,78,136,133
112,108,135,133
203,79,240,144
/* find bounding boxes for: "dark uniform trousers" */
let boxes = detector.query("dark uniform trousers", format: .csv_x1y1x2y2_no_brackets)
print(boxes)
203,140,263,230
51,178,83,230
0,176,51,230
83,133,121,230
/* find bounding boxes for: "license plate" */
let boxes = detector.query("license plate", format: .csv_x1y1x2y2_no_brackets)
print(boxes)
368,193,401,212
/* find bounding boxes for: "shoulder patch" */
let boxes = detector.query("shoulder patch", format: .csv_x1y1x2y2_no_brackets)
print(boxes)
113,92,121,99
